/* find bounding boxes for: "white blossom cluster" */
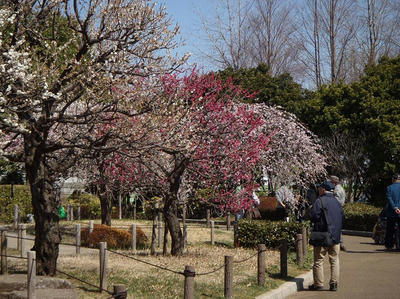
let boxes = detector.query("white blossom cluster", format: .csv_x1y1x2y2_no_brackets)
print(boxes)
0,0,186,161
251,104,327,187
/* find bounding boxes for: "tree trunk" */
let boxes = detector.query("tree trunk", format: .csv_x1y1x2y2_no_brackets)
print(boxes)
99,193,112,226
163,221,169,255
25,149,60,276
151,216,157,255
164,194,184,255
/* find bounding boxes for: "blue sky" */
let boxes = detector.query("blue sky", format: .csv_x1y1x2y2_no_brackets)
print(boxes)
161,0,216,71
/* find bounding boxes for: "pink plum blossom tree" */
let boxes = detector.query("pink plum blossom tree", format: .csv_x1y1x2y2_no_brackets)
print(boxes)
95,71,272,255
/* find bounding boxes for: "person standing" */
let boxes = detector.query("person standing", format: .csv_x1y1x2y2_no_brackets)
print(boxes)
330,175,346,251
384,173,400,251
330,175,346,206
275,184,295,221
309,181,343,292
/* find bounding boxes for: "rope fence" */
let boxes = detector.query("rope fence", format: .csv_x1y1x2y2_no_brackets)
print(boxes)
1,206,309,299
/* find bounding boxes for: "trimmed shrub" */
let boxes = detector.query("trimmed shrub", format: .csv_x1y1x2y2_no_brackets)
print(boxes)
81,224,148,250
258,196,286,221
0,185,32,223
343,203,381,232
237,219,307,249
67,192,101,219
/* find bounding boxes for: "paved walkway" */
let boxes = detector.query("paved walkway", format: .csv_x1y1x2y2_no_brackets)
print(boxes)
6,232,97,256
288,234,400,299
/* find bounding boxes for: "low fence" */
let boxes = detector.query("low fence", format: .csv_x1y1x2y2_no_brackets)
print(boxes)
0,222,309,299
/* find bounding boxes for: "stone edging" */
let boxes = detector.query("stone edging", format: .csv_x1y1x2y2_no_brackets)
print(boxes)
255,270,313,299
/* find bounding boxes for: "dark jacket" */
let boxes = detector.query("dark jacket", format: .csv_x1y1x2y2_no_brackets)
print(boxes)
386,182,400,217
310,192,343,244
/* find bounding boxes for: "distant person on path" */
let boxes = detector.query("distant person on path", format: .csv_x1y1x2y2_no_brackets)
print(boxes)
330,175,346,206
384,173,400,251
309,181,343,292
275,184,295,220
330,175,346,251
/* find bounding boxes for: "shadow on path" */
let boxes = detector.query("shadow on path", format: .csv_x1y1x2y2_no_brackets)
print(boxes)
288,234,400,299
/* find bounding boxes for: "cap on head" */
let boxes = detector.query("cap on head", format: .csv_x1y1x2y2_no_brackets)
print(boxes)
329,175,340,184
317,181,335,191
393,173,400,180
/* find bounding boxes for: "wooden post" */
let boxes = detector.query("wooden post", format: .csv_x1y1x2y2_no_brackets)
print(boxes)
76,224,81,255
20,224,26,258
258,244,267,286
233,221,239,248
226,212,231,231
183,265,195,299
224,256,233,299
67,204,71,221
27,251,36,299
100,242,107,292
17,224,22,251
296,234,303,266
17,208,21,226
151,218,157,255
113,284,127,299
158,221,162,248
77,205,81,221
70,205,74,221
118,193,122,220
1,229,8,275
280,240,288,278
14,204,19,228
302,227,307,258
131,224,136,255
206,209,210,227
210,220,215,246
184,224,188,246
89,220,94,233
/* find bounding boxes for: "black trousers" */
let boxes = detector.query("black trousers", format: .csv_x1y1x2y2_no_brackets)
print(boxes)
385,216,400,248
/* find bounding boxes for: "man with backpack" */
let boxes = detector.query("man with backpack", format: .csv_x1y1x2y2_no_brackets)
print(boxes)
309,180,343,292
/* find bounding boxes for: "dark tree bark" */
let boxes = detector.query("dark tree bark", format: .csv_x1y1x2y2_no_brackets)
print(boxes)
99,193,112,226
25,138,60,276
162,154,187,256
164,193,184,255
163,220,169,255
97,165,112,226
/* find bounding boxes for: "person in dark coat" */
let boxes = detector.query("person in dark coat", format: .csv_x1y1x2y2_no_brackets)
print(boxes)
384,173,400,250
309,180,343,292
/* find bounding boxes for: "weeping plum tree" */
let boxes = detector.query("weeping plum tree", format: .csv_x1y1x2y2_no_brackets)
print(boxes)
98,71,327,255
0,0,185,275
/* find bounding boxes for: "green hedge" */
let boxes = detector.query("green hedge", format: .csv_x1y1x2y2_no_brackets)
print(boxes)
343,203,381,232
66,192,101,219
237,219,308,249
0,184,32,223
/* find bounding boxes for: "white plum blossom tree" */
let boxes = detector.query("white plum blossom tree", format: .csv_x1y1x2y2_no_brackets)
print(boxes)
0,0,186,275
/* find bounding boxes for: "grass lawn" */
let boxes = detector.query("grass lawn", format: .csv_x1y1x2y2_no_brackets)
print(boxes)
5,219,313,298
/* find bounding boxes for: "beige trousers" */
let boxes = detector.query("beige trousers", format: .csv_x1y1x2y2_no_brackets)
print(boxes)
313,243,340,287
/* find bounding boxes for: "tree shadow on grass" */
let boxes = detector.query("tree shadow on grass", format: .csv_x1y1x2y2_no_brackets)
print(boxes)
204,241,234,248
